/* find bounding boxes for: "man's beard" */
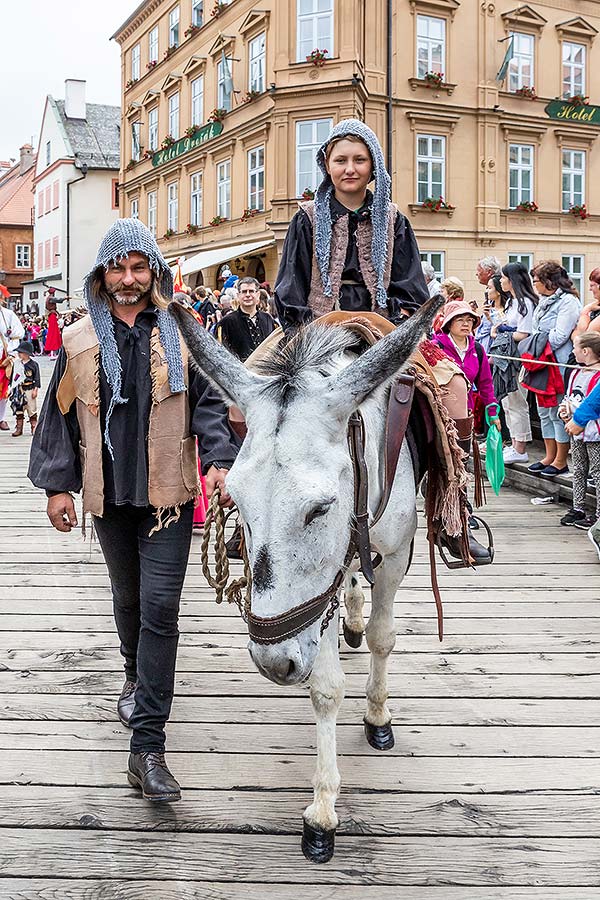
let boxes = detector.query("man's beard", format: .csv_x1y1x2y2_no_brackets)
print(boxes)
110,286,151,306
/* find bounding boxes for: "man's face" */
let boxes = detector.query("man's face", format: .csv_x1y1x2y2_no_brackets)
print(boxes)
238,282,259,314
104,252,153,305
476,264,492,286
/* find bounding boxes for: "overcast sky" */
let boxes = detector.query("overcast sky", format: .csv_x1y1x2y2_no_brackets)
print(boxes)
0,0,128,160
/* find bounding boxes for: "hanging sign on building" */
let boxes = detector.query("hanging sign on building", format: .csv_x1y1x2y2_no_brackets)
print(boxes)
544,100,600,126
152,121,224,167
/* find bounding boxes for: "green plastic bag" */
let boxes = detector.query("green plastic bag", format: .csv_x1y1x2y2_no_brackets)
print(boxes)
485,403,505,495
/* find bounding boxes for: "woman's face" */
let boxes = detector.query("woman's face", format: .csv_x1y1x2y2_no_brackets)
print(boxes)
589,280,600,302
500,274,512,294
487,279,499,303
449,313,474,340
532,276,552,296
325,139,373,195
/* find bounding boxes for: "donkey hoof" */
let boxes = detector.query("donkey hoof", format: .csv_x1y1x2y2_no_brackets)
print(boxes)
343,620,363,649
364,718,395,751
301,821,336,863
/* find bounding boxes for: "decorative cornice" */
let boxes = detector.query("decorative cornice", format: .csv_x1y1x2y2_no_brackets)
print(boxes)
553,126,599,149
125,102,142,120
111,0,162,45
141,90,160,107
406,110,460,132
183,56,208,78
161,73,183,93
501,4,547,33
409,0,460,20
239,9,270,36
555,17,598,44
208,34,236,58
408,77,456,96
500,120,547,142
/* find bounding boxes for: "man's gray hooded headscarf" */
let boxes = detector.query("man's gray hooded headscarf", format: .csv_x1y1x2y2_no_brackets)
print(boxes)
82,218,185,457
314,119,392,309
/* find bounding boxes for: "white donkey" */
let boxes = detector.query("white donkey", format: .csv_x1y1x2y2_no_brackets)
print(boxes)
170,297,442,862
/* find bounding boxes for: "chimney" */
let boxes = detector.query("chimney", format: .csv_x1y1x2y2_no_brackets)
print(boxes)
19,144,34,176
64,79,86,120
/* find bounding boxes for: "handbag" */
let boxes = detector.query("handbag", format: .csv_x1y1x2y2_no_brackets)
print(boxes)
485,403,505,495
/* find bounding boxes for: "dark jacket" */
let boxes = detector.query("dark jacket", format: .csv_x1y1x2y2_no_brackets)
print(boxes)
218,308,277,361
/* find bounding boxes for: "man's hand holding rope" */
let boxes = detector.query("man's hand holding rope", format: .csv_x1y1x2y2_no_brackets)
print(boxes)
205,465,233,507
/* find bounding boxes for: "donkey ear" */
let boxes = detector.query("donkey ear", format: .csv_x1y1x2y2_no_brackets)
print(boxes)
325,295,445,417
168,302,266,413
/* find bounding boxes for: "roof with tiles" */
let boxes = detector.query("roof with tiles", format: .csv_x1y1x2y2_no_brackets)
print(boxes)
0,160,35,227
54,100,120,170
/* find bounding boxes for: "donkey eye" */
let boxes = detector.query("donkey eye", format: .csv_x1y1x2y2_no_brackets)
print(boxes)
304,502,333,527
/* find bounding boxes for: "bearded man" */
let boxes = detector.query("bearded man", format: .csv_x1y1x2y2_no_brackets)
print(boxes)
28,219,239,802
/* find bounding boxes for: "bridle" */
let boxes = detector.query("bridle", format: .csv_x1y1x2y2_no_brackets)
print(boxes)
247,411,377,646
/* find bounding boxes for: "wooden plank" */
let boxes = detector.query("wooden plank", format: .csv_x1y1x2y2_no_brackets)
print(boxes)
1,721,599,758
1,785,600,837
2,829,600,885
3,670,600,699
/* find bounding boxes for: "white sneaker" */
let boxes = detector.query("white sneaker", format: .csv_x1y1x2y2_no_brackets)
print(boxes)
503,447,529,464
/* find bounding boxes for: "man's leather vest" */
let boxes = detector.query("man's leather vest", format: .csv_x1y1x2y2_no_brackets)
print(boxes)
56,315,200,518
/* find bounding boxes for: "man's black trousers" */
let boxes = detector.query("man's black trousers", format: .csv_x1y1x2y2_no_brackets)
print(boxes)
93,502,194,752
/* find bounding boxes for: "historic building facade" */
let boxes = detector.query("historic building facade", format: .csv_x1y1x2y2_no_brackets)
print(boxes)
112,0,600,296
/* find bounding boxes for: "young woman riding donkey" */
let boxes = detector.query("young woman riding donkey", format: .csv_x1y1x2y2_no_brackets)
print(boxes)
170,121,495,862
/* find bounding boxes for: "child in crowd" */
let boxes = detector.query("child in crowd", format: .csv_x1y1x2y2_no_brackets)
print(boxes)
10,340,40,437
559,332,600,529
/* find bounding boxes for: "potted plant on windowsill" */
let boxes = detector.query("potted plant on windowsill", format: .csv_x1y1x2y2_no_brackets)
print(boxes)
143,149,155,160
301,188,315,200
146,60,158,71
568,203,589,220
306,48,329,67
421,196,455,211
184,23,202,38
185,125,201,138
241,90,261,104
161,134,176,149
125,78,139,91
163,228,176,239
125,159,138,171
563,93,589,107
423,70,444,88
208,108,227,123
209,215,227,226
186,223,200,235
514,200,538,213
513,85,537,100
212,1,229,18
241,207,260,222
164,45,178,60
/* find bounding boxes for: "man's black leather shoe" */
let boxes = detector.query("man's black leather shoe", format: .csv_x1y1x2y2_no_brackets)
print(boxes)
127,752,181,802
117,680,137,728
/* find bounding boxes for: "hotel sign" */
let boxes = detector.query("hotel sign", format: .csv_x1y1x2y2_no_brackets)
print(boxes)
152,121,224,167
544,100,600,126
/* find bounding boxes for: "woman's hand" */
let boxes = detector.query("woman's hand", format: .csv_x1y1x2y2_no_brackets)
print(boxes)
490,325,498,338
565,420,584,436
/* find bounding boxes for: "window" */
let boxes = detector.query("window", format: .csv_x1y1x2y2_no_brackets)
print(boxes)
248,146,265,211
45,141,51,167
44,240,51,270
562,254,584,296
508,143,533,208
508,253,533,270
149,25,159,63
167,181,178,232
249,32,266,93
562,148,585,211
416,15,445,79
419,251,445,280
169,6,180,47
217,160,231,219
190,172,202,226
508,32,534,92
52,236,59,268
52,180,59,209
168,92,180,138
191,76,204,127
112,179,120,210
192,0,203,27
131,43,141,81
131,121,142,161
37,190,44,217
297,0,334,62
44,185,52,213
217,56,233,112
37,242,43,270
148,107,159,151
562,42,585,99
15,245,31,268
295,117,333,197
147,190,157,236
131,198,139,219
417,134,445,202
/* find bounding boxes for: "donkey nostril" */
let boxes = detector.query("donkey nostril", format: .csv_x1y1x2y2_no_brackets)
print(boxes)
286,658,296,679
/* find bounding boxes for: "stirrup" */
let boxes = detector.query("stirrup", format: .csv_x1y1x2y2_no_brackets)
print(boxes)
469,515,495,565
436,536,474,570
436,516,495,570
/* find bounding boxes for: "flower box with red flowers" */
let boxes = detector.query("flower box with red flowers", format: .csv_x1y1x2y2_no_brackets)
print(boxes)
125,78,139,91
515,200,538,213
423,71,444,88
301,188,315,200
564,93,589,107
569,203,590,220
185,125,201,138
306,48,329,67
211,1,228,17
184,23,202,38
164,45,178,60
421,196,455,212
146,60,158,71
161,134,176,149
241,208,260,222
514,85,537,100
241,90,261,104
163,228,176,239
143,149,155,160
209,215,227,227
186,223,200,235
208,108,227,123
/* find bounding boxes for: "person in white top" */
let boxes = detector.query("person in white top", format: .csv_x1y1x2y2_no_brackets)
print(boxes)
0,288,25,430
421,261,442,298
492,262,538,464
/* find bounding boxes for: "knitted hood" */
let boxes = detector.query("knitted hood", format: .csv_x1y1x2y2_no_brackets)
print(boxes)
314,119,392,309
82,218,185,458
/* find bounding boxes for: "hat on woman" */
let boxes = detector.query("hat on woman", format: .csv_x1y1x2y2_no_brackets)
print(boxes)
439,300,481,331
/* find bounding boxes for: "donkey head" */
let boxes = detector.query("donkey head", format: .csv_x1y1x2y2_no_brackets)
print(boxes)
170,297,442,685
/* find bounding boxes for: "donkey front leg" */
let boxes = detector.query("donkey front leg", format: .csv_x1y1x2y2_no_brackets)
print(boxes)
302,613,345,864
364,553,408,751
343,570,366,648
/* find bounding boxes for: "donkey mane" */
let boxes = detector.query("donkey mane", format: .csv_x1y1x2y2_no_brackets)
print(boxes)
254,324,361,403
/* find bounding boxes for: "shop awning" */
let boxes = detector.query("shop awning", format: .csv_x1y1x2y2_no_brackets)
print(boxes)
178,238,275,277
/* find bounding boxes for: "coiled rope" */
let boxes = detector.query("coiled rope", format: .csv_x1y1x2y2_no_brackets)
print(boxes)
200,488,252,620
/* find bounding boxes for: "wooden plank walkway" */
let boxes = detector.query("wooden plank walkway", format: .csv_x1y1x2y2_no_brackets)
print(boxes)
1,356,599,897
